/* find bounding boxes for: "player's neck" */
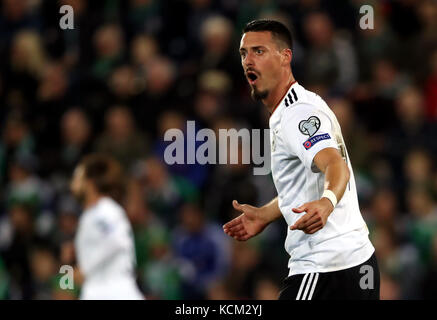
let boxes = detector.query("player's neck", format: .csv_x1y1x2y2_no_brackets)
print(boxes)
84,192,103,210
263,73,296,113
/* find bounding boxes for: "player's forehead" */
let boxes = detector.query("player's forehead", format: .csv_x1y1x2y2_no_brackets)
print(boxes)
239,31,275,50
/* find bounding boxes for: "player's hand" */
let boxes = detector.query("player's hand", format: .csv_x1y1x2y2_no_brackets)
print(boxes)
223,200,269,241
290,198,334,234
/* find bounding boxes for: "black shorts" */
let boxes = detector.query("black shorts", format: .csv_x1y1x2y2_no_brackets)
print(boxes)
278,253,380,300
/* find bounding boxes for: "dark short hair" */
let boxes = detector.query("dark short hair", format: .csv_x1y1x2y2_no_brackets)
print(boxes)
243,19,293,50
80,154,124,202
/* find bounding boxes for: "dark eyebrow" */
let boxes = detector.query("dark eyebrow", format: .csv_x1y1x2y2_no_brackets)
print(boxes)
239,46,267,54
251,46,266,51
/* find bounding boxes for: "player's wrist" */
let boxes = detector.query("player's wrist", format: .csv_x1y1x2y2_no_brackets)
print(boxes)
259,205,278,224
321,189,337,209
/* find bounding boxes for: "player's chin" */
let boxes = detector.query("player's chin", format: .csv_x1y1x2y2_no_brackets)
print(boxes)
251,87,268,101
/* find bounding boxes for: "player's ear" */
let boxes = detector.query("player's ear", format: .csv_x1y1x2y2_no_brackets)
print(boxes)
282,48,292,66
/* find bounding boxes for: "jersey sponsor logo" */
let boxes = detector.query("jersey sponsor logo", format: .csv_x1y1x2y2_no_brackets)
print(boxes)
299,116,320,137
303,133,331,150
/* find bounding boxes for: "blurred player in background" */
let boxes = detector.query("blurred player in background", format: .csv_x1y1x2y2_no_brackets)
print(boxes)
70,154,144,300
223,20,379,300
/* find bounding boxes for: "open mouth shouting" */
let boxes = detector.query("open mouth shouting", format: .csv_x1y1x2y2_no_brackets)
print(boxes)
246,70,259,85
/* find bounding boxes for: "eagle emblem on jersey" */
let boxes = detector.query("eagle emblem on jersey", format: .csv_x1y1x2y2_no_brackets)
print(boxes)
299,116,320,137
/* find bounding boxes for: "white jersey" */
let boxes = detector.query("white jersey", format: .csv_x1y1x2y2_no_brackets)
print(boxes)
75,197,144,300
269,81,374,277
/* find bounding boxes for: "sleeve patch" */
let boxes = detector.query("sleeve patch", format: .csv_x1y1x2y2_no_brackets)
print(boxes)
298,116,321,137
303,133,331,150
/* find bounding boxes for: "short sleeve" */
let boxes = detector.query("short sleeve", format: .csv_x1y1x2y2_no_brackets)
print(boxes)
280,104,339,172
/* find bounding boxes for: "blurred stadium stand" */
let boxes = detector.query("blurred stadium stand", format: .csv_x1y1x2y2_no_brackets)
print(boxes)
0,0,436,300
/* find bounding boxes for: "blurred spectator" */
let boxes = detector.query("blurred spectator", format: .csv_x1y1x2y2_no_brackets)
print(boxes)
95,105,150,169
219,241,261,299
198,15,239,75
0,0,436,300
4,152,56,238
58,108,92,178
132,156,199,227
109,64,142,101
406,186,437,266
9,30,46,79
36,61,75,171
203,117,259,224
5,154,41,214
0,0,41,49
3,30,46,120
127,0,163,36
1,203,39,299
385,87,437,197
366,188,399,233
412,0,437,79
172,203,231,299
130,34,159,71
122,178,185,300
404,149,434,190
51,195,80,246
125,177,182,299
371,226,422,299
29,245,58,299
153,110,209,188
236,0,278,34
302,11,358,94
372,59,410,101
139,55,178,135
357,4,400,81
92,23,125,81
0,115,35,184
328,97,370,171
194,70,231,127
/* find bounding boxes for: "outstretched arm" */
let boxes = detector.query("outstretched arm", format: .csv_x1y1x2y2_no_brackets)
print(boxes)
291,147,350,234
223,197,282,241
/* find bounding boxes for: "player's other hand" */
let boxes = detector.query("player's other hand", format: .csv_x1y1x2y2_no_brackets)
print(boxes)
290,198,334,234
223,200,269,241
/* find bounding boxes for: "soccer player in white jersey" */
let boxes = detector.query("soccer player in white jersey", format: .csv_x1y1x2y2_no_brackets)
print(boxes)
70,154,144,300
223,20,379,300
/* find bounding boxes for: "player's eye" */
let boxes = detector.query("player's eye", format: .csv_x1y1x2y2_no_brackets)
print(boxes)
256,49,264,55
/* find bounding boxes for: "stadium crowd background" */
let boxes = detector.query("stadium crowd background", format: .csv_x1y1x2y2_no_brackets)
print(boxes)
0,0,436,300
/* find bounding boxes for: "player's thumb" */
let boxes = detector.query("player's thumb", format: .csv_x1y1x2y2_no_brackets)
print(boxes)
292,205,306,213
232,200,244,212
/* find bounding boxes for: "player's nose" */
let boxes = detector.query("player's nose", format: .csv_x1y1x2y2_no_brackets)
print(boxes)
242,52,255,68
